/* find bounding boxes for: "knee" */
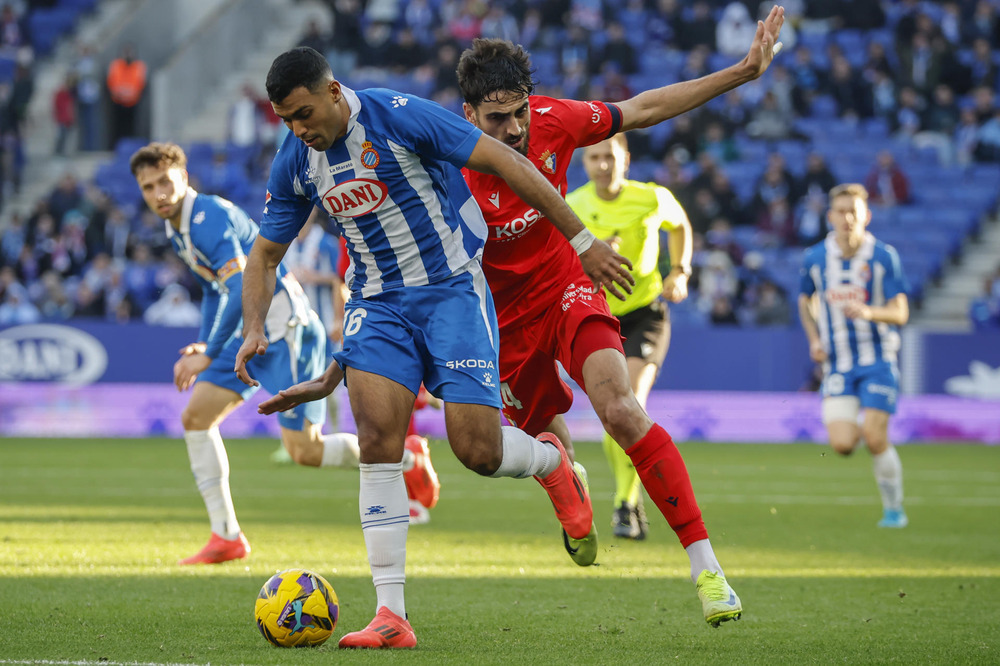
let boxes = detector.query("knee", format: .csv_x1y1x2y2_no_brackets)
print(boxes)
597,395,644,444
181,407,208,432
829,437,857,456
861,426,888,454
453,439,502,477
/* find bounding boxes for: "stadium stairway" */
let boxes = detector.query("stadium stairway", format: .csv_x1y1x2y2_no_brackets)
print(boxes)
176,0,329,145
914,209,1000,332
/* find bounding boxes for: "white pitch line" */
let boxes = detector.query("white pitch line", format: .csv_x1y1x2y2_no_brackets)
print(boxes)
0,661,208,666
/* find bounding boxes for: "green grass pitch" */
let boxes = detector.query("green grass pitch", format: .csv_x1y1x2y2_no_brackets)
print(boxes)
1,437,998,664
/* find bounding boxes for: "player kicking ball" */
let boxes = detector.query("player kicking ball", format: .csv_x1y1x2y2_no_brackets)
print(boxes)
130,143,439,564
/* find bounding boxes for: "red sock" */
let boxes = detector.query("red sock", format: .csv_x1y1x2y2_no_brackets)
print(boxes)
625,424,708,547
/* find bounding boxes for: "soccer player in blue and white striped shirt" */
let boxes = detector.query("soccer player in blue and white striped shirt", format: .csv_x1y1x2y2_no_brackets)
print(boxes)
236,47,633,648
799,183,910,529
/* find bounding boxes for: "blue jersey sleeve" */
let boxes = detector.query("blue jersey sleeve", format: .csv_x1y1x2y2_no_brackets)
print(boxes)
881,244,910,300
378,92,483,169
189,203,251,358
800,250,818,297
260,139,314,245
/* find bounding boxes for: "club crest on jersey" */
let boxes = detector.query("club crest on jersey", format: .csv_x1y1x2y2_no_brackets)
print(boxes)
321,179,388,218
359,142,380,169
538,150,556,174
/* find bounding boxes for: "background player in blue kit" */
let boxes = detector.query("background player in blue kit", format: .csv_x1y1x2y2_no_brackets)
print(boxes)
235,47,633,649
130,142,437,564
799,183,910,529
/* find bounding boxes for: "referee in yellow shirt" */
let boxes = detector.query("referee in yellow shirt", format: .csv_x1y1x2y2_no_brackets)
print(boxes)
567,133,692,540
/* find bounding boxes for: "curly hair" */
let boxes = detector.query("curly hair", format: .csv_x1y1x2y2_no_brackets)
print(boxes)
129,142,187,176
456,38,536,107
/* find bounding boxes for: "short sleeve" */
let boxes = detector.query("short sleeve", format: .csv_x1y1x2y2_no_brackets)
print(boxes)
385,94,483,169
654,186,687,231
881,244,910,299
259,140,313,245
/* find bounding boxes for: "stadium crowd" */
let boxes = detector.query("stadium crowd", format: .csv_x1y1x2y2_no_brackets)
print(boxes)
1,0,999,329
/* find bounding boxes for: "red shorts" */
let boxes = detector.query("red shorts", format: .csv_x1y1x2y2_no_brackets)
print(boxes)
498,280,624,436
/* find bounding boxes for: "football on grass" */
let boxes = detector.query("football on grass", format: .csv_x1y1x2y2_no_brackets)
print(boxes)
254,568,339,647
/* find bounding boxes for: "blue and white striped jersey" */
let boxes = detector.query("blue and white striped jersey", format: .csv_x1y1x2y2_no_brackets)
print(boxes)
800,232,909,374
260,86,487,299
165,188,311,356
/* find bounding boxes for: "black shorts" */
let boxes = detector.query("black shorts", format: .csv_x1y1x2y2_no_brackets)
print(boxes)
617,299,671,367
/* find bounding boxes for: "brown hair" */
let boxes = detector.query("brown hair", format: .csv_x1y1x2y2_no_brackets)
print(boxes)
129,142,187,176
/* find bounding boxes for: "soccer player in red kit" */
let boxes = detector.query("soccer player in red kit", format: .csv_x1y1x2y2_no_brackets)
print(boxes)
456,6,785,626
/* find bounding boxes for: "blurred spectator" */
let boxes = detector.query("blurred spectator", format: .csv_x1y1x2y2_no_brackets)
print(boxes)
356,22,394,75
591,65,632,103
0,283,39,324
755,196,796,247
753,279,792,326
751,153,798,218
298,18,330,55
590,21,636,76
974,108,1000,162
678,1,715,51
891,85,924,139
122,242,158,312
143,283,200,326
800,152,837,199
897,31,943,97
914,83,959,165
480,4,518,42
969,267,1000,330
403,0,436,46
967,37,998,90
869,68,898,121
327,0,363,74
939,1,962,46
795,186,828,242
1,210,24,264
709,295,740,326
0,3,27,56
229,84,264,150
790,46,824,116
7,61,33,133
801,0,842,34
73,43,101,151
570,0,607,33
48,173,81,225
388,28,430,75
964,1,999,45
445,0,484,46
716,2,757,58
747,90,805,142
826,55,872,119
559,24,592,79
646,0,681,46
697,249,740,316
36,270,74,320
697,120,739,162
955,107,982,168
106,44,147,146
52,73,75,156
72,279,105,318
864,150,910,206
662,114,700,163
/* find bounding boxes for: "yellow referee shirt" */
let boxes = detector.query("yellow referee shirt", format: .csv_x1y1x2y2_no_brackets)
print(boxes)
566,179,686,316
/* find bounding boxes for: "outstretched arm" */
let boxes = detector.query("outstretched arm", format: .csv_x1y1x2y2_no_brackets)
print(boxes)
617,5,784,132
465,133,635,300
258,359,345,415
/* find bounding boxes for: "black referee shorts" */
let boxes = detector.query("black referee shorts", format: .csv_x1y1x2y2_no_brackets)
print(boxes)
617,299,671,367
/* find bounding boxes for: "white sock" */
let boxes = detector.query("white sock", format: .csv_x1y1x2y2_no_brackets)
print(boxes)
872,446,904,511
184,427,240,539
320,433,360,468
686,538,724,583
490,426,561,479
359,462,409,618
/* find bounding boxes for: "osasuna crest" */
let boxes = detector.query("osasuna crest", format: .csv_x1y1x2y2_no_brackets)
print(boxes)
359,141,380,169
538,149,556,174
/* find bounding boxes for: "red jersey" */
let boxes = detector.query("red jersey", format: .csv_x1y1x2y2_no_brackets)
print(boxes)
463,96,622,326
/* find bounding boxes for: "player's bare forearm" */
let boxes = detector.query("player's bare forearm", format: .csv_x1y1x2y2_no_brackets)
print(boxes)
466,135,635,297
798,294,822,345
258,360,344,415
617,5,784,131
242,238,285,336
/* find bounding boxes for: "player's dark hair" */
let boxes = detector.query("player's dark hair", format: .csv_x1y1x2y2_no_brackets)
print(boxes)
266,46,333,104
456,38,536,107
129,142,187,176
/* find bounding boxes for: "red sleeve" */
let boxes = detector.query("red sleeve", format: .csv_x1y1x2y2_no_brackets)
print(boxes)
336,235,349,279
548,97,623,149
